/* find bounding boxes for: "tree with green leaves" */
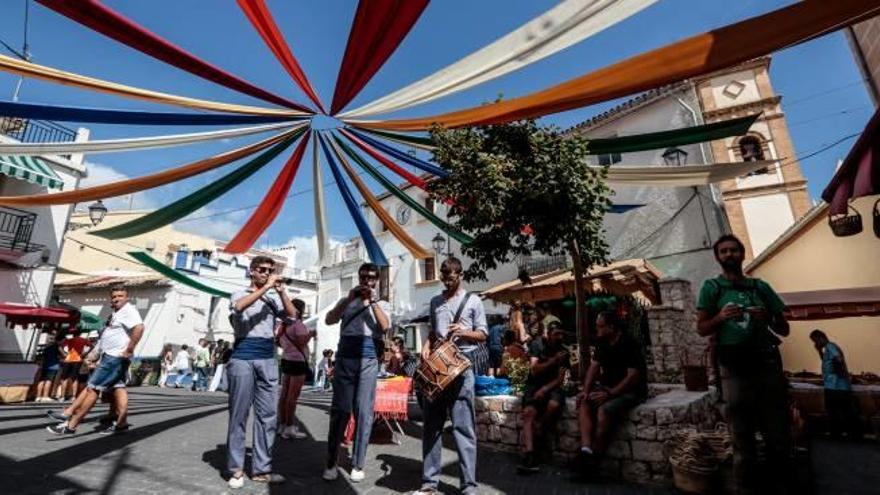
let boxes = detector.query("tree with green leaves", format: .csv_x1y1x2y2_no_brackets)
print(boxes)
429,119,613,370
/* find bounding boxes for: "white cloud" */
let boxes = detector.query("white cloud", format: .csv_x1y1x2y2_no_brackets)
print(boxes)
79,161,250,242
173,207,248,242
271,235,342,271
77,161,158,212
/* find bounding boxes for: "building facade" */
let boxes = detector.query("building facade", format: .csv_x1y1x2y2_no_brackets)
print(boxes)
55,211,318,359
0,117,90,361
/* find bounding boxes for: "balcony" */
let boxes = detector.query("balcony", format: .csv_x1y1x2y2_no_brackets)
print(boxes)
0,206,43,255
0,116,77,154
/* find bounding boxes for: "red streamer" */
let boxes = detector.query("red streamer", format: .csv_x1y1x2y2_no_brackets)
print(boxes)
237,0,325,113
339,128,427,190
224,132,311,253
38,0,311,113
330,0,429,115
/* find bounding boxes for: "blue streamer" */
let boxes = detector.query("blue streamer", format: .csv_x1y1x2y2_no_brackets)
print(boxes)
317,132,389,266
0,101,302,126
609,204,645,214
348,128,449,178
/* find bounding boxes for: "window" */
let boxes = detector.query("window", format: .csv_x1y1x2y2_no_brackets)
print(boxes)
420,257,436,282
739,136,765,162
739,136,770,175
598,151,621,166
424,196,435,214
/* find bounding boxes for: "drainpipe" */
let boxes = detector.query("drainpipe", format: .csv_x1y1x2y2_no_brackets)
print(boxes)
677,91,732,236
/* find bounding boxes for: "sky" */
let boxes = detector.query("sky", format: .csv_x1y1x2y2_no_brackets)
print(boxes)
0,0,874,269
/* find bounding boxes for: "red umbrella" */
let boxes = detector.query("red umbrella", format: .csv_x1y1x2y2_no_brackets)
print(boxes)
0,303,80,328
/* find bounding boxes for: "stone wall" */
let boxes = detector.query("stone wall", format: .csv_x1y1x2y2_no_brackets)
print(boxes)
646,278,709,383
475,386,720,486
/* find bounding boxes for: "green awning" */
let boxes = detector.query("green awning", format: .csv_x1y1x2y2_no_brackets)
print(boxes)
77,308,104,332
0,154,64,190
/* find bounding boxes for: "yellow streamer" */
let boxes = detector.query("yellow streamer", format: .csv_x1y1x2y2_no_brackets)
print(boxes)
0,54,304,117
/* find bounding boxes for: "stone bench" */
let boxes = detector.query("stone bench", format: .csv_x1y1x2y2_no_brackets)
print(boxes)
475,384,720,485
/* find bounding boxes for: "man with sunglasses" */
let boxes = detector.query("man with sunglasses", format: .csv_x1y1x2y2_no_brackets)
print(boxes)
323,263,391,483
225,256,297,489
415,257,487,495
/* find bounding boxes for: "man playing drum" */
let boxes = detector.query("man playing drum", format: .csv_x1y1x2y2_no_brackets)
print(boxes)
415,257,487,495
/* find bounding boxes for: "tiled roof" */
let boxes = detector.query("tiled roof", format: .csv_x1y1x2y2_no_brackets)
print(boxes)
564,82,690,135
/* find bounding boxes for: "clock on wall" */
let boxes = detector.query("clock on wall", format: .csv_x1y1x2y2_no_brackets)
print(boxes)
396,204,412,225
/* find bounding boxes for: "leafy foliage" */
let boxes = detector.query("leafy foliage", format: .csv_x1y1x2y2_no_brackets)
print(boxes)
429,120,612,281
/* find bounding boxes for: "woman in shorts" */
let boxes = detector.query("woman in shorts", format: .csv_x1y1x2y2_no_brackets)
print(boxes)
276,299,313,440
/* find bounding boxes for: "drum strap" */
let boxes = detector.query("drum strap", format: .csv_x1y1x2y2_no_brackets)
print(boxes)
452,292,475,326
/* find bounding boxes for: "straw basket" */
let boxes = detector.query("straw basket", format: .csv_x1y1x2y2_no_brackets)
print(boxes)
872,199,879,238
669,456,716,494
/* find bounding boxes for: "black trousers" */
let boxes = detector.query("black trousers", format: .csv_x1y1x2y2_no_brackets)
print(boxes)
824,388,862,438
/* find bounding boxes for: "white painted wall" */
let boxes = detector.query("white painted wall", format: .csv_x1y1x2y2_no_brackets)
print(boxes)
710,69,762,108
740,193,795,257
0,131,87,361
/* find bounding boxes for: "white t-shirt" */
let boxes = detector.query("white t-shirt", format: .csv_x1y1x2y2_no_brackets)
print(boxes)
99,302,143,357
174,350,191,371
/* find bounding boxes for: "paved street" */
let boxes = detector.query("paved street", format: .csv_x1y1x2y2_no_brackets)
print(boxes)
1,387,670,495
1,388,877,494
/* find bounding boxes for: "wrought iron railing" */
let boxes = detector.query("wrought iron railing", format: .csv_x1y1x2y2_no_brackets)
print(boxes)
0,116,77,144
0,205,43,253
518,254,571,277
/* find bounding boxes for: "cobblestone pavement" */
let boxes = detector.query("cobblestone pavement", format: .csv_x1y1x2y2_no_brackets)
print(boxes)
1,387,875,494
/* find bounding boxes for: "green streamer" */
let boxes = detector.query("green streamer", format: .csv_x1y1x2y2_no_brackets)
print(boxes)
355,127,435,148
128,251,230,298
584,114,758,155
333,133,473,245
91,128,304,239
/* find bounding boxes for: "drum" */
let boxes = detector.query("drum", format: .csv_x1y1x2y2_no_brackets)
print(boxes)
415,340,471,402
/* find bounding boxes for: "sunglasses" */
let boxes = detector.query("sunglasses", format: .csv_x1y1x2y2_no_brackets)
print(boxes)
253,266,275,274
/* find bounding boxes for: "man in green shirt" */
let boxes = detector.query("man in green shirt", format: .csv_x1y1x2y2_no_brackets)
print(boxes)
696,234,791,495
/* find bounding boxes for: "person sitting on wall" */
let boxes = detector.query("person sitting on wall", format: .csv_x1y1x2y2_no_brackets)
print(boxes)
386,336,417,377
498,330,527,378
518,322,570,474
575,310,647,478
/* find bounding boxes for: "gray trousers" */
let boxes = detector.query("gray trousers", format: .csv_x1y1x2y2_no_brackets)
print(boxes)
226,358,279,475
327,357,378,469
422,368,478,493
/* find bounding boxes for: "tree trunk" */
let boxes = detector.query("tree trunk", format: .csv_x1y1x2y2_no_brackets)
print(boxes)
568,239,590,378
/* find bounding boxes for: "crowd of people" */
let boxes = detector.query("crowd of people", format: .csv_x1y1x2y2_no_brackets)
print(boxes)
32,236,864,493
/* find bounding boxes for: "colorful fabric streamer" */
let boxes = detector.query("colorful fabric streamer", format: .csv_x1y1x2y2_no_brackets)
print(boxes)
224,133,311,254
38,0,311,112
237,0,325,113
583,114,759,155
327,137,431,260
348,0,880,130
312,134,330,267
0,54,301,116
330,0,429,114
0,101,302,126
354,114,759,155
340,0,656,118
0,121,296,156
355,127,435,150
91,135,299,240
0,127,304,206
603,160,778,186
128,251,231,298
332,133,472,245
317,134,389,266
346,129,448,178
339,128,428,190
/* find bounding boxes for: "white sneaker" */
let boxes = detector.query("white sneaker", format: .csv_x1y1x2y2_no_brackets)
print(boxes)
350,468,365,482
322,466,339,481
291,426,307,439
228,474,244,489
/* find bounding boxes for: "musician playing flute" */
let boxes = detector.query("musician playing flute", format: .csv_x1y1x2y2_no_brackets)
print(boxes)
415,257,487,495
323,263,391,484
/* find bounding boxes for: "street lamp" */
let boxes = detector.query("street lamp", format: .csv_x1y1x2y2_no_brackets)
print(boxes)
431,233,446,255
67,200,108,231
87,200,108,226
662,147,688,167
